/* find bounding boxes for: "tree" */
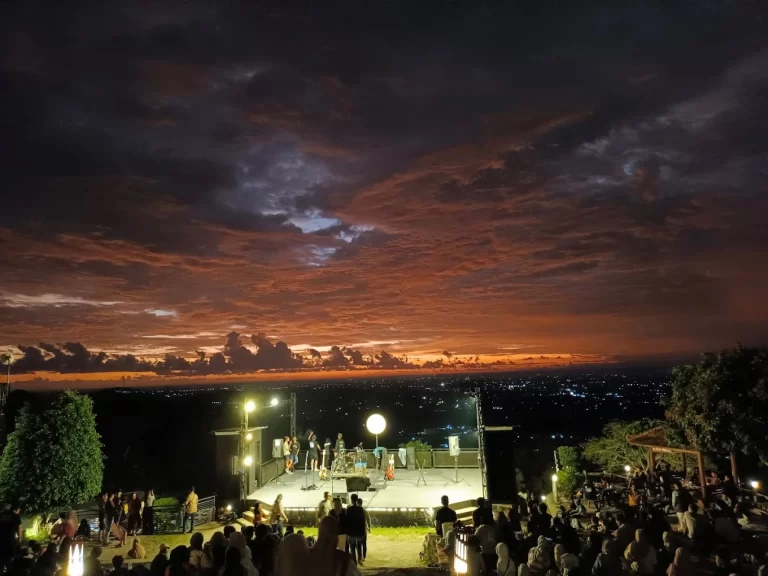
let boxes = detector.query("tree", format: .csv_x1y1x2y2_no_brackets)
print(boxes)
665,346,768,468
584,420,667,474
555,446,582,496
0,391,104,516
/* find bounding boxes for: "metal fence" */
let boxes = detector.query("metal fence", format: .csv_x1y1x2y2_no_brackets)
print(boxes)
76,495,216,535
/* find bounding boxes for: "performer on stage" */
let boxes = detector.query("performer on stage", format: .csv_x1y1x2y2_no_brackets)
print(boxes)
334,432,345,456
320,437,332,480
309,433,320,472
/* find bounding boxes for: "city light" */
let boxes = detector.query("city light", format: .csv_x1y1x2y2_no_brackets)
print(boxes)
243,455,253,466
245,433,253,441
244,400,256,413
270,397,279,407
750,480,760,489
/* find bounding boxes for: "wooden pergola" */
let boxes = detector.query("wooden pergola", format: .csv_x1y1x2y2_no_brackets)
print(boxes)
626,426,707,499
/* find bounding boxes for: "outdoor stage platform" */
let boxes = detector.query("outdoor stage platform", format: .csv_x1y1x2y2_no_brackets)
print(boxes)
246,467,482,526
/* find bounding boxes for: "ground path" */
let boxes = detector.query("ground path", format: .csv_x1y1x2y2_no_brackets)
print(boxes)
87,524,430,571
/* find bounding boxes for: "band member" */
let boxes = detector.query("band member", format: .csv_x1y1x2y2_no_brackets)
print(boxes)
290,436,300,471
283,436,293,474
320,437,332,480
309,434,320,472
334,433,346,457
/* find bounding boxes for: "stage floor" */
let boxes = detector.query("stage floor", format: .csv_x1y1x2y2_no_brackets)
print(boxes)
248,467,482,510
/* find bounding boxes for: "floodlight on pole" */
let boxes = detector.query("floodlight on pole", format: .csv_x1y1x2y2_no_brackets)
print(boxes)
243,455,253,466
270,397,279,407
750,480,760,490
245,433,253,441
366,413,386,448
244,400,256,413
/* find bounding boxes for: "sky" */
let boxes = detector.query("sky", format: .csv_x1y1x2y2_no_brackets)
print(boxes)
2,1,768,387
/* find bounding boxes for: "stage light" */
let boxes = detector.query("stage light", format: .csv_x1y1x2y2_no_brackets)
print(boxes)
270,397,279,407
243,455,253,466
245,400,256,413
245,433,253,441
366,414,386,435
624,465,631,472
750,480,760,489
551,474,558,483
226,504,232,512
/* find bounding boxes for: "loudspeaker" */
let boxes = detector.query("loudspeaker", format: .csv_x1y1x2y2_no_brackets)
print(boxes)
448,435,461,457
484,430,517,503
272,439,283,458
345,476,371,493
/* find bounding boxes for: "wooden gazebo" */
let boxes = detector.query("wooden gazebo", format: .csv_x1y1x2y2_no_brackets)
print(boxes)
626,426,707,499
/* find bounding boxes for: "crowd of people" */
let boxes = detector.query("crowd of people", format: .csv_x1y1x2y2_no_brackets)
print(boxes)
433,469,768,576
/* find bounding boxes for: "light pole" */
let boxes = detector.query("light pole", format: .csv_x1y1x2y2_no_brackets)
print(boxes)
0,350,15,450
240,400,255,510
552,473,559,503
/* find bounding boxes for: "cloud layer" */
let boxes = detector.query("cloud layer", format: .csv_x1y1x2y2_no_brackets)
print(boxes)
2,1,768,380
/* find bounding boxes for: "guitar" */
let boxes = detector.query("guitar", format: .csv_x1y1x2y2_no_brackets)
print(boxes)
386,454,396,480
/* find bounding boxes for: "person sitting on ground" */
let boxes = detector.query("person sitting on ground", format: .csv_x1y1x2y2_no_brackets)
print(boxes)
710,508,740,544
223,526,237,542
149,544,170,576
591,537,621,576
127,538,146,560
111,556,130,576
435,495,458,537
84,546,104,576
665,547,689,576
77,519,91,539
624,529,656,576
554,544,580,576
580,533,602,575
506,508,522,533
497,543,517,576
220,547,245,576
614,512,634,552
554,517,580,555
476,512,498,567
681,504,712,554
533,503,553,539
527,536,552,575
189,532,211,570
466,535,486,576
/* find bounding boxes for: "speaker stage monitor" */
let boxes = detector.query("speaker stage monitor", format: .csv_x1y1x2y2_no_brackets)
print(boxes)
272,439,283,458
448,435,461,457
345,476,371,493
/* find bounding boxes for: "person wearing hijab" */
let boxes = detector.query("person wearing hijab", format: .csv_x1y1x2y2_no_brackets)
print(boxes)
666,548,689,576
189,532,212,571
227,533,258,576
276,534,308,576
466,535,486,576
221,547,245,576
497,543,516,576
624,529,656,575
591,537,622,576
527,536,552,575
519,565,531,576
308,516,359,576
128,538,147,559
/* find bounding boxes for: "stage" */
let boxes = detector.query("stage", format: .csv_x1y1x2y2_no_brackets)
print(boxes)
246,467,481,525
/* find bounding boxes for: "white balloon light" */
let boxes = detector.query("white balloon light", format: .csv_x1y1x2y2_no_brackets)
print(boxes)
366,414,386,435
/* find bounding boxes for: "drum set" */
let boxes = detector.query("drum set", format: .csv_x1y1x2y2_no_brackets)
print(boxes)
331,444,367,475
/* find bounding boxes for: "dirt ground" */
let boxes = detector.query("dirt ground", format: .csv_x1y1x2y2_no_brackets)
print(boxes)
88,524,429,570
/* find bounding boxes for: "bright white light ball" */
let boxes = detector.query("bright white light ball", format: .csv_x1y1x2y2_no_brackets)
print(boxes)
551,474,559,483
243,455,253,466
624,465,631,472
244,400,256,413
270,398,279,407
366,414,386,435
750,480,759,489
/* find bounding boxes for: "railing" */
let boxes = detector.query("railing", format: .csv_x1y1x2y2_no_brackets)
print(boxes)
74,495,216,535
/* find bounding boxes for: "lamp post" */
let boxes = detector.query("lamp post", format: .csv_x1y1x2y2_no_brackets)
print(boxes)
551,473,559,503
240,400,255,509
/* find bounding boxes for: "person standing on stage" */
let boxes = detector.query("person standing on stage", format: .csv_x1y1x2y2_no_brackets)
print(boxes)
283,436,293,475
290,436,300,472
309,434,320,472
320,437,332,480
334,433,346,457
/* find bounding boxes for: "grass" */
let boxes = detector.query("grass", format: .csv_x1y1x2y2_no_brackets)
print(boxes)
291,525,431,540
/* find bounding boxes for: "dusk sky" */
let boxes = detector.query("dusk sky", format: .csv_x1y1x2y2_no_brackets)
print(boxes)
2,2,768,386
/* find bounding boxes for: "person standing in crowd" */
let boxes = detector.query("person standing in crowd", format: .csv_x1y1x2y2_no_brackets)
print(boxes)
283,436,293,474
357,497,371,563
592,537,622,576
329,498,347,550
435,495,458,536
665,547,689,576
472,497,487,528
0,503,22,574
143,488,156,535
98,492,109,545
269,494,289,536
188,532,211,570
183,486,199,534
127,492,143,536
84,546,104,576
111,556,131,576
614,512,634,552
317,492,333,525
624,529,656,576
346,494,367,566
497,543,516,576
309,516,360,576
